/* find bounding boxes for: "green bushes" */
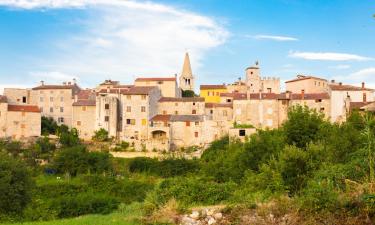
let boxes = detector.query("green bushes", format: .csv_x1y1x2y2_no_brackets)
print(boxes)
92,128,110,142
152,176,237,206
128,157,199,177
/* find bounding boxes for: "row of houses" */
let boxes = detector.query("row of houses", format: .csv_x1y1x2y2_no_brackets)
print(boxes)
0,53,374,151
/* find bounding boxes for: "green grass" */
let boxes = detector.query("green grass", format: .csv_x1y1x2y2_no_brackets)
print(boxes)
2,203,144,225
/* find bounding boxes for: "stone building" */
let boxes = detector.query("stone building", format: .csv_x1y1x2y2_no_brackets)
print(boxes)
158,97,205,115
285,75,328,93
72,89,96,140
245,62,280,94
200,85,227,103
0,95,41,139
179,52,195,92
134,77,180,98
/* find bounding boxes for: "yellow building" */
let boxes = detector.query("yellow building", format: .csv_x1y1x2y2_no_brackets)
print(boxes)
200,85,227,103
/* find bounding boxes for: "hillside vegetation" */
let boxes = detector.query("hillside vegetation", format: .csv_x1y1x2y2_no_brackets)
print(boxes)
1,105,375,224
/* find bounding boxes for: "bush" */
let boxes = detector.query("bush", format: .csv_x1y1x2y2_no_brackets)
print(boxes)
181,90,196,97
0,152,34,217
58,128,80,147
41,117,58,135
92,128,110,142
153,176,237,206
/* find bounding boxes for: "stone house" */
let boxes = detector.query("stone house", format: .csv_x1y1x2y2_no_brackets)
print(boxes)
200,85,227,103
72,89,96,140
245,62,280,94
134,77,180,98
285,75,329,93
158,97,205,115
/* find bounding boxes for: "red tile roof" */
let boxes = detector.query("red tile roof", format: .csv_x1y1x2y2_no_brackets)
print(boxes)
77,89,96,100
121,86,157,95
233,93,280,100
8,105,40,113
285,75,327,83
151,114,172,122
159,97,205,102
205,103,233,108
278,92,330,100
135,77,176,82
200,85,226,90
73,100,96,106
329,84,374,91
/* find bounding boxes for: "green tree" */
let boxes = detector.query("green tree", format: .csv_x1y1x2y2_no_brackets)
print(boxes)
181,90,196,97
0,152,34,217
92,128,110,142
59,128,80,147
283,105,325,149
41,116,58,135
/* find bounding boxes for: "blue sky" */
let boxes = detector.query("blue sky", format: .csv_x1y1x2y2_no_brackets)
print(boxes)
0,0,374,92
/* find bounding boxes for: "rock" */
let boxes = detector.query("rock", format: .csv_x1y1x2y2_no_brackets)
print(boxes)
208,217,216,225
190,210,200,220
213,212,223,220
206,209,215,216
181,215,195,225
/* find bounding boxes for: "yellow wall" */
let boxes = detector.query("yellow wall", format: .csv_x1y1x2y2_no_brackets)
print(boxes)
200,88,227,103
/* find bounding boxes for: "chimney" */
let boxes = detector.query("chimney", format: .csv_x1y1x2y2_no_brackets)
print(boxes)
286,91,291,99
68,82,71,85
301,90,305,100
362,82,365,89
73,78,77,84
63,82,67,85
331,79,335,83
40,80,44,86
339,82,342,86
363,93,367,103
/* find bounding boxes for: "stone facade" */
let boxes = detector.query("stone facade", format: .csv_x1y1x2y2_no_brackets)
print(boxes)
286,75,328,93
245,62,280,94
134,77,180,98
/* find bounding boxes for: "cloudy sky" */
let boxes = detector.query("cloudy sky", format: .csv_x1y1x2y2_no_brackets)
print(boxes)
0,0,374,91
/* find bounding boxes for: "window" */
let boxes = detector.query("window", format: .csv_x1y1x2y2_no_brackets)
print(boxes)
77,121,81,126
141,95,146,100
186,121,190,126
315,99,322,103
239,129,246,136
21,124,25,129
105,104,109,109
126,119,136,125
223,110,227,116
267,88,272,93
22,96,26,103
195,121,199,126
193,102,196,106
141,106,146,112
195,132,198,138
127,95,131,100
207,92,210,96
50,97,54,102
82,106,86,111
163,110,167,115
126,106,131,112
363,93,367,102
105,116,109,122
226,99,232,103
216,92,219,96
210,109,213,114
40,97,44,102
192,109,196,114
60,107,64,113
142,119,147,126
58,117,64,123
50,107,53,113
320,107,325,112
21,112,25,116
60,97,64,102
175,111,178,115
157,81,163,84
164,121,168,127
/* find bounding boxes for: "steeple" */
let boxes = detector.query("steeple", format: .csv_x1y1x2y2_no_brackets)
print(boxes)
179,52,195,91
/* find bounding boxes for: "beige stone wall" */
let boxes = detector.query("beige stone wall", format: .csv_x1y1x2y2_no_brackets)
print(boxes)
134,80,180,97
229,128,256,142
261,78,280,94
95,95,119,138
169,120,204,149
30,88,74,127
3,88,31,105
286,78,328,94
0,103,40,139
72,105,96,140
158,101,205,115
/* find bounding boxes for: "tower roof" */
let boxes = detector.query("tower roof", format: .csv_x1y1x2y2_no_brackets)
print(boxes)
181,52,193,78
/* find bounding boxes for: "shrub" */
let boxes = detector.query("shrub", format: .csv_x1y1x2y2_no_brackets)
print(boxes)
181,90,196,97
92,128,110,142
0,152,34,217
58,128,80,147
41,116,58,135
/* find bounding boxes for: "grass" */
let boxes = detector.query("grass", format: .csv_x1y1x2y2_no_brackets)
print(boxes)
2,203,144,225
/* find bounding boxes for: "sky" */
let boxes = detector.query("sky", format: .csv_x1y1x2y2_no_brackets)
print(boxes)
0,0,374,92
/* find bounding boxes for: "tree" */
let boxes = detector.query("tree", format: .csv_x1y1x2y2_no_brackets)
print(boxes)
283,105,325,149
181,90,196,97
92,128,110,142
0,152,34,216
41,116,58,135
59,128,80,147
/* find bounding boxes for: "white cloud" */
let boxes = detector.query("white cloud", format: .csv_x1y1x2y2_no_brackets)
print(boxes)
289,51,373,61
0,0,229,84
252,35,298,41
330,64,351,70
332,67,375,89
29,71,78,82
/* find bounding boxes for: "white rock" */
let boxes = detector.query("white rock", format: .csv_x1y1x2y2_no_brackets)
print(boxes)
208,217,216,225
190,210,200,220
213,212,223,220
206,209,215,216
181,215,195,225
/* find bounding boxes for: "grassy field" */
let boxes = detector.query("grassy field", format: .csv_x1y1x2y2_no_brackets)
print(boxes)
2,203,144,225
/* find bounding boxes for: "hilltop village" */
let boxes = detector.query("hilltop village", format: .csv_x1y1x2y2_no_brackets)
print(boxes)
0,53,374,151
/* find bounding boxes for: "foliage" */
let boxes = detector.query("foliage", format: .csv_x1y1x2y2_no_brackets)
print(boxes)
181,90,196,97
41,117,58,135
0,152,34,217
58,128,80,147
51,146,113,176
92,129,110,142
233,121,254,128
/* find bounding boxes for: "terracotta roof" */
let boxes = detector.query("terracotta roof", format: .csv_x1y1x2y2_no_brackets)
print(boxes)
121,86,157,95
285,75,327,83
0,95,7,103
99,80,120,85
7,105,40,113
159,97,205,102
200,85,226,90
329,84,374,91
170,115,204,122
113,85,133,89
32,83,80,91
135,77,176,82
233,93,280,100
350,102,373,111
220,93,236,97
77,89,96,100
73,100,96,106
278,92,330,100
205,103,233,108
151,114,172,122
